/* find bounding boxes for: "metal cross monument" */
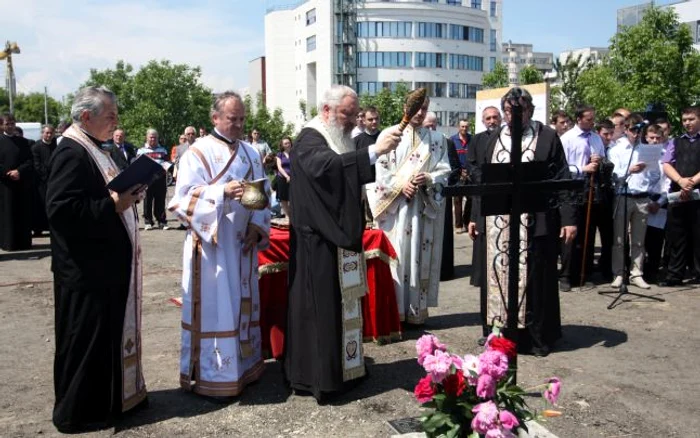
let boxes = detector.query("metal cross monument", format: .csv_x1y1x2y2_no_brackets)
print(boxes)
441,105,584,382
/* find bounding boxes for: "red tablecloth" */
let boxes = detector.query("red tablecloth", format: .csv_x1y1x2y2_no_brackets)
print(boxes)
258,227,402,359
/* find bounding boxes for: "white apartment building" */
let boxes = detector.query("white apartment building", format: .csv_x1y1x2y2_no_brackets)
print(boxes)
501,42,553,85
265,0,502,131
617,0,700,50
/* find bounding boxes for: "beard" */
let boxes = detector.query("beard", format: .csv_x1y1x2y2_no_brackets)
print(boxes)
326,113,356,154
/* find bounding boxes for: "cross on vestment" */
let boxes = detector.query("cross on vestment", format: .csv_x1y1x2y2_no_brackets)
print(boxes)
440,105,584,382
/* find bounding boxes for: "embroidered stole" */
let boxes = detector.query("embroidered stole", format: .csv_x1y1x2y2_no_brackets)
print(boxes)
62,125,146,411
485,127,538,329
304,118,367,381
372,126,433,219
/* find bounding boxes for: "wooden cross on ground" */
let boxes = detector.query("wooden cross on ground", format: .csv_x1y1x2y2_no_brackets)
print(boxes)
441,105,584,382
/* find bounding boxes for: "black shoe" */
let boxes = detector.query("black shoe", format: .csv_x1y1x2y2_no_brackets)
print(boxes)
477,337,487,347
531,345,550,357
658,279,682,287
559,280,572,292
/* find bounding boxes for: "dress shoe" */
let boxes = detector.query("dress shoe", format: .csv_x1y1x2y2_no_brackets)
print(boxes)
611,276,623,289
477,337,487,347
630,276,651,289
530,345,550,357
559,280,571,292
658,278,682,287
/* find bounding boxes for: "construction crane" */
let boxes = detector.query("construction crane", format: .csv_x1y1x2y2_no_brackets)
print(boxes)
0,41,21,113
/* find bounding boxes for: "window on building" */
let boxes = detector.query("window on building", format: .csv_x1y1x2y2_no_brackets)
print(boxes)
447,0,462,5
415,82,447,98
490,1,497,17
448,24,484,43
306,35,316,52
449,54,484,71
490,57,496,71
423,0,438,2
358,82,401,96
358,52,412,68
696,21,700,43
357,21,412,38
417,22,447,39
471,0,482,8
449,83,481,99
416,52,447,68
490,29,497,52
306,8,316,26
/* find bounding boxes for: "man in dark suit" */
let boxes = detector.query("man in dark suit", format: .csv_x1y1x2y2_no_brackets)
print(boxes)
450,118,473,233
31,124,57,235
109,128,137,170
467,88,576,356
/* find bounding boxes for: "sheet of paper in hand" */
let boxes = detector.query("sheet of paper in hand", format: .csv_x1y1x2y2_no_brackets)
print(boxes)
106,154,166,193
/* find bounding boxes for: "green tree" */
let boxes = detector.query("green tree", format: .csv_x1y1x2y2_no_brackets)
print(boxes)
577,6,700,130
518,64,544,85
244,92,295,154
82,60,212,148
0,88,67,125
358,81,410,129
552,53,591,115
481,62,509,89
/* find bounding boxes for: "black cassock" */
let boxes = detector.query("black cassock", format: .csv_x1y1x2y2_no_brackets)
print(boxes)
31,139,56,234
46,136,136,432
284,128,374,401
468,122,575,354
0,134,33,251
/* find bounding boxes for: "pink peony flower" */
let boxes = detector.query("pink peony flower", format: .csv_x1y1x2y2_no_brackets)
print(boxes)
478,349,509,380
485,427,517,438
422,350,455,383
450,354,463,370
415,334,446,365
462,354,479,385
544,377,561,405
414,375,435,403
499,410,520,430
471,401,499,434
476,373,497,398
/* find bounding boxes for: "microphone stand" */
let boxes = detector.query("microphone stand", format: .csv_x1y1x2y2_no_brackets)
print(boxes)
599,143,665,309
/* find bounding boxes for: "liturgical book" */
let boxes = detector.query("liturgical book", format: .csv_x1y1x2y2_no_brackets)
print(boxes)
106,154,167,193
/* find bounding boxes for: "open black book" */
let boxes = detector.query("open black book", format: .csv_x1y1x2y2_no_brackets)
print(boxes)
106,154,167,193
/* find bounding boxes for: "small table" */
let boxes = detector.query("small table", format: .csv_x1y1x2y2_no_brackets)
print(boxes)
258,227,402,359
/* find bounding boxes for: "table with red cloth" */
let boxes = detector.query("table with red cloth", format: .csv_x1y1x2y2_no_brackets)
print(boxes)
258,227,402,359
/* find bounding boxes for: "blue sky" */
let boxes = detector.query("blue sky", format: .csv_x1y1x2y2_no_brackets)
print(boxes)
0,0,676,99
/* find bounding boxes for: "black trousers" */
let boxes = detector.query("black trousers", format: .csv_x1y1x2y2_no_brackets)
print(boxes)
644,226,665,283
665,200,700,281
143,177,167,225
440,198,455,281
560,203,601,284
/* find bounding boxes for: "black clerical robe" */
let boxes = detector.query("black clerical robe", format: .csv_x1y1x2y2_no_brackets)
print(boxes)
440,137,462,281
468,122,575,353
0,134,33,250
31,139,56,233
284,128,374,401
47,134,145,432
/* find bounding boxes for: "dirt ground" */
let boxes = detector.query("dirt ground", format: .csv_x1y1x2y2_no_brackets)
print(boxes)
1,198,699,437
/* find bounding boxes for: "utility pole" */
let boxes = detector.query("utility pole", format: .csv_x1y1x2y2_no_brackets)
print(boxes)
0,41,21,113
44,87,49,125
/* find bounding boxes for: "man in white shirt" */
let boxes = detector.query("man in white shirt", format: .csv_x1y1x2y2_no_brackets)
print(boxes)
608,113,662,289
559,105,606,290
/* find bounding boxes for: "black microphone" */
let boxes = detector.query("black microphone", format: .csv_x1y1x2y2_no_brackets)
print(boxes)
632,120,649,131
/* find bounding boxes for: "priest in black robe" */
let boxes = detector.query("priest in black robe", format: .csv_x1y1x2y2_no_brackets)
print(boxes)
31,125,57,235
47,86,147,433
284,85,401,403
468,89,576,356
0,113,33,251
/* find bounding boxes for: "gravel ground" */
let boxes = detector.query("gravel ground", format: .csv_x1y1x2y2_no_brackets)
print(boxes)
1,195,699,437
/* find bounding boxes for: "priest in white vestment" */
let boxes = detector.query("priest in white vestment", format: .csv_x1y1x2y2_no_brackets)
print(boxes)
168,91,271,399
367,95,451,324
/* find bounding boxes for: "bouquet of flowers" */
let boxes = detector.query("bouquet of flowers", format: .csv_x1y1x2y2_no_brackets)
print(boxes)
414,330,561,438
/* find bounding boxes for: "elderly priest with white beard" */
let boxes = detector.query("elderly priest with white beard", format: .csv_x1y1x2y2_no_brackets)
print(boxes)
284,85,402,403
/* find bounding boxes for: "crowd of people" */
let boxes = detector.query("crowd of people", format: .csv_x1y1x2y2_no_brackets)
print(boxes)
1,82,698,434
